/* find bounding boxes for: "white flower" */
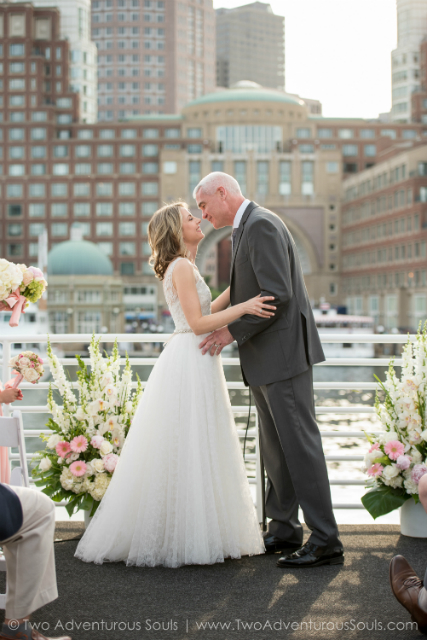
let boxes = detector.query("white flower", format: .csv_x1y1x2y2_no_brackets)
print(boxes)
383,464,400,481
104,384,117,399
125,401,133,413
111,427,124,449
23,368,39,383
60,467,75,491
411,448,423,464
75,407,86,421
47,433,62,449
89,473,111,501
39,457,52,472
100,440,113,456
404,478,419,494
99,372,114,388
92,459,105,473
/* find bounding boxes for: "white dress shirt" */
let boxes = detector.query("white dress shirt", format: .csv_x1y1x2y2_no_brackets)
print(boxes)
233,198,251,230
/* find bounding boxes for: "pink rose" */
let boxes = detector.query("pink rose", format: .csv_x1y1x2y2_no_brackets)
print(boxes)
90,435,104,449
103,453,119,473
22,271,34,286
411,464,427,484
396,455,411,470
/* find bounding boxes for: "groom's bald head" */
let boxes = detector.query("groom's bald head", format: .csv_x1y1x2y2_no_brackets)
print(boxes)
194,172,245,229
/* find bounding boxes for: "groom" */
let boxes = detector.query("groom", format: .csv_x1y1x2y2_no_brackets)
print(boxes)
195,172,343,568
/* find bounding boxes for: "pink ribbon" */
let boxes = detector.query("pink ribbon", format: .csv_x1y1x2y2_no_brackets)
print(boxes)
0,375,24,483
5,289,27,327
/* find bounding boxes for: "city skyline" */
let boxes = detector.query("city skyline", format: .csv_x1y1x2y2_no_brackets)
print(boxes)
213,0,398,120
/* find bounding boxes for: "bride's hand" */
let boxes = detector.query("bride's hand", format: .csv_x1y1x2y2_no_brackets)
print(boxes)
243,295,276,318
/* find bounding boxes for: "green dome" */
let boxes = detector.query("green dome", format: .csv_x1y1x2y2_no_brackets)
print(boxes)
185,82,304,108
48,240,113,276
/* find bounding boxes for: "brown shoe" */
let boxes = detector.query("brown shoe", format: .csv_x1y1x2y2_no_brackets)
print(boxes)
390,555,427,635
0,628,71,640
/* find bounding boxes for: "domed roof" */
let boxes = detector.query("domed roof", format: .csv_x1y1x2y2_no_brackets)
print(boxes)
184,82,305,108
48,240,113,276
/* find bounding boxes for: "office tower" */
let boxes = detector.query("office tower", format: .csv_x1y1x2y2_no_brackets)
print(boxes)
6,0,98,123
93,0,216,121
216,2,285,90
391,0,427,122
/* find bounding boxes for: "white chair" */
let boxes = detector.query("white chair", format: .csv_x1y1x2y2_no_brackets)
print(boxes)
0,410,30,609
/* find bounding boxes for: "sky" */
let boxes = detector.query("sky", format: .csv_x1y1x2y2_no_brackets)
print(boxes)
212,0,398,119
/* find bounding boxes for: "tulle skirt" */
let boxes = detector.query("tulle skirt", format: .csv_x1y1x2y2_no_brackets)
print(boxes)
74,333,265,568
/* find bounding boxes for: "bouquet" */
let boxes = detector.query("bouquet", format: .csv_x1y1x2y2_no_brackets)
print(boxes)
362,326,427,519
0,260,47,327
32,336,143,517
9,351,44,387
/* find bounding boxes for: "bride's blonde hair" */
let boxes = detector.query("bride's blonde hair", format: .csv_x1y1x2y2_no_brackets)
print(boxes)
148,201,189,280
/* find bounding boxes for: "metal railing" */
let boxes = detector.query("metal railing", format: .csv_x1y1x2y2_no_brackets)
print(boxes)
0,332,411,519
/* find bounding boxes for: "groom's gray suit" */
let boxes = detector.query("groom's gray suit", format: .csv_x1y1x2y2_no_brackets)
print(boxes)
228,201,341,549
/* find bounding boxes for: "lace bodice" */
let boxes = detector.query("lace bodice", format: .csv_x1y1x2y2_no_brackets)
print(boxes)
163,257,212,332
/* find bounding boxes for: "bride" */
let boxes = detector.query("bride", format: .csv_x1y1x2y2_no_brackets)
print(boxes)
75,202,276,568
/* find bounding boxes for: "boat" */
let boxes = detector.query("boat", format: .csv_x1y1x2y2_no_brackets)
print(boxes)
313,307,375,358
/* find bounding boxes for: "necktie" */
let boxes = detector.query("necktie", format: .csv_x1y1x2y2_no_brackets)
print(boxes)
231,228,238,254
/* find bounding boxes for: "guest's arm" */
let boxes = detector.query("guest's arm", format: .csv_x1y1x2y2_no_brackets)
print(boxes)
0,388,23,403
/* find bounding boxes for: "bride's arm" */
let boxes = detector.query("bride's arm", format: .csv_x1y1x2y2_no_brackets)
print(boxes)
173,260,276,336
211,287,230,314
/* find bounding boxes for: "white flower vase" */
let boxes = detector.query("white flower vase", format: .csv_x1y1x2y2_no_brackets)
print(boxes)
83,509,93,529
400,499,427,537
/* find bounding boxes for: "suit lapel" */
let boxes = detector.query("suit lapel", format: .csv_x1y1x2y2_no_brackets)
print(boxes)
230,201,257,282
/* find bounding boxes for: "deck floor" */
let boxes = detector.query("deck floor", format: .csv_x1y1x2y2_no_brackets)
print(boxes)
1,523,427,639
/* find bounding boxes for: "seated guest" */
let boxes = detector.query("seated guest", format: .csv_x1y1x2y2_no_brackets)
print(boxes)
389,474,427,636
0,388,71,640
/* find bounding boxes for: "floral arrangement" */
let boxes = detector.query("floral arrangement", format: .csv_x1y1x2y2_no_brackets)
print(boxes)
32,336,143,517
9,351,44,386
0,260,47,326
362,326,427,519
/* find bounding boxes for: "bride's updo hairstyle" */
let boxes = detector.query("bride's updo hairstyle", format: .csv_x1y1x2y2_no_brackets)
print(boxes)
148,201,189,280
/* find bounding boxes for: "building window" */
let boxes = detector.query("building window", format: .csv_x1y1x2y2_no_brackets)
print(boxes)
141,202,157,215
51,183,67,197
96,183,113,196
8,224,23,237
8,244,23,257
256,161,269,196
7,204,22,217
51,203,67,217
29,183,45,197
7,184,23,198
97,163,114,174
96,222,113,236
77,312,101,333
29,203,46,217
339,129,354,139
73,203,90,217
119,222,136,236
317,128,333,138
165,128,180,138
120,262,135,275
279,161,291,195
142,144,158,156
120,162,136,174
119,202,136,216
75,145,91,158
189,160,201,196
119,182,136,196
31,128,46,140
120,144,136,157
364,145,376,157
301,161,314,195
96,202,113,216
342,145,358,156
10,44,25,57
74,183,90,196
141,182,158,195
51,223,68,237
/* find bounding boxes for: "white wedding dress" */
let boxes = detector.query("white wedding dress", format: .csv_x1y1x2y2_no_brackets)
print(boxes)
75,257,265,568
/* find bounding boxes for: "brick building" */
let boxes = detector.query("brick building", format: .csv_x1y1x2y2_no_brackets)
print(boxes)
341,140,427,331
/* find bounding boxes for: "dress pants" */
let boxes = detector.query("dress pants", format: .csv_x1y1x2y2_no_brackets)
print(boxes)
0,486,58,619
251,366,342,549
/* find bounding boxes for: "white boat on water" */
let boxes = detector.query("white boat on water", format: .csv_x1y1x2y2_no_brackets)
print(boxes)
313,308,375,358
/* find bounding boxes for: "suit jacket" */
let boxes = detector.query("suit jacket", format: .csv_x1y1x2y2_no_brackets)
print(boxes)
228,202,325,387
0,482,23,542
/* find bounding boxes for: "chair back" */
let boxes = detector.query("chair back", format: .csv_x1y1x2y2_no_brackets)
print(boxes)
0,410,29,488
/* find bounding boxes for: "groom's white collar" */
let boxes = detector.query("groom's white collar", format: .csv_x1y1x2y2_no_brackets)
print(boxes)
233,198,251,230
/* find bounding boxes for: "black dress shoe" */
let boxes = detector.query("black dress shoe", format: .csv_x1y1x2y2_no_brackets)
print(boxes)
263,533,303,554
276,541,344,568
